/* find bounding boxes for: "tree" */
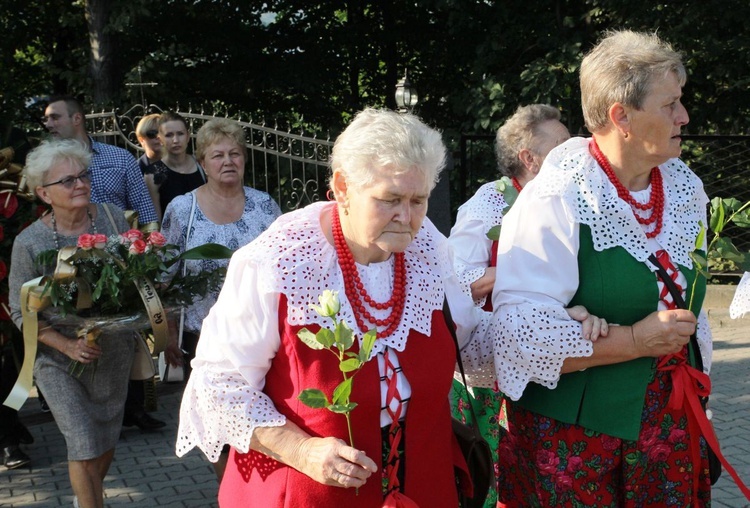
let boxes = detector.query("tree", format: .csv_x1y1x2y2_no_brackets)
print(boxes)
1,0,749,138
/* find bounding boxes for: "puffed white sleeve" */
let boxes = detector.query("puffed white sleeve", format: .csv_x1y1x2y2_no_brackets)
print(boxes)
176,248,286,462
449,208,494,306
434,235,496,389
487,191,593,401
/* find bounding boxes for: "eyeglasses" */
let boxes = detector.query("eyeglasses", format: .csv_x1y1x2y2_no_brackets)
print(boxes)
42,170,91,189
145,130,159,140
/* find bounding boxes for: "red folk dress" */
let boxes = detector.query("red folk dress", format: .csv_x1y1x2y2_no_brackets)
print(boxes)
176,201,484,507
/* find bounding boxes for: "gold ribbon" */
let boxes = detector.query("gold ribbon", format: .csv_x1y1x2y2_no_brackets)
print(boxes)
124,210,139,230
2,278,44,410
135,276,168,354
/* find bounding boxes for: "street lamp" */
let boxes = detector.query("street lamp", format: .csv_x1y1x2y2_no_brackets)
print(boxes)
394,69,418,113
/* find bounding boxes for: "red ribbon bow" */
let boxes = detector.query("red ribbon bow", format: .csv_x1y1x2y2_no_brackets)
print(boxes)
658,352,750,503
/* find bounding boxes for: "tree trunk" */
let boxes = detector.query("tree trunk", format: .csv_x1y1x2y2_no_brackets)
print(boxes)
84,0,117,105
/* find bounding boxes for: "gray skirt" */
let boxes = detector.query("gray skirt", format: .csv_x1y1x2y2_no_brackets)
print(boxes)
34,331,134,461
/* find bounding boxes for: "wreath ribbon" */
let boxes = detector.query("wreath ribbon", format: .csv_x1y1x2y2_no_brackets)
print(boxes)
2,277,44,410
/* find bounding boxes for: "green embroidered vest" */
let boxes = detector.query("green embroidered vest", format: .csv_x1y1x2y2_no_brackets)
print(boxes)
515,225,705,441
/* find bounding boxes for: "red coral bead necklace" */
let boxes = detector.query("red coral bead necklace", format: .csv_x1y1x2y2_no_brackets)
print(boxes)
590,139,664,239
511,177,523,192
331,206,406,338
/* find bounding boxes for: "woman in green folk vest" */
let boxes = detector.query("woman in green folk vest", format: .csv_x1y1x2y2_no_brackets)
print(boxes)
492,30,712,506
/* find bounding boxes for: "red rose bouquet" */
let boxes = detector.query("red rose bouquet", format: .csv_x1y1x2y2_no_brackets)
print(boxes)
37,228,230,319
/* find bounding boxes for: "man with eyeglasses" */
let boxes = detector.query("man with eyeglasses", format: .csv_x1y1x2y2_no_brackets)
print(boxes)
43,95,159,228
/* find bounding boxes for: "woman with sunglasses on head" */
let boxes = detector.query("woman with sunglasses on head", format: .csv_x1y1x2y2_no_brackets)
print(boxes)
143,111,206,221
9,139,132,508
135,113,163,175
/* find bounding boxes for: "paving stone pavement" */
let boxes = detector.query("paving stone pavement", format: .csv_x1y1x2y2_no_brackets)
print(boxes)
1,381,218,507
2,295,750,507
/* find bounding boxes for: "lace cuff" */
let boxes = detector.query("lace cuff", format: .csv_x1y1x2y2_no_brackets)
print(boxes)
492,303,593,401
730,272,750,319
697,310,713,374
455,265,488,307
176,368,286,462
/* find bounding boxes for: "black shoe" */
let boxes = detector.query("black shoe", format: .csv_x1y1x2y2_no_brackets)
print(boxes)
3,445,31,470
123,410,166,431
13,424,34,445
39,398,50,413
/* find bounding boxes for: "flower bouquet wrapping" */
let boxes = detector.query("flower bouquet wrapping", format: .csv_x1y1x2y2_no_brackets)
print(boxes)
28,229,233,377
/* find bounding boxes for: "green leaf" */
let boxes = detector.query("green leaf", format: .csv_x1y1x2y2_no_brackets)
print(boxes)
731,209,750,228
166,243,234,267
298,389,329,408
297,328,325,350
315,327,335,348
486,224,501,241
690,251,708,270
709,197,726,234
359,329,377,363
694,221,706,251
714,237,745,262
339,358,361,373
328,402,357,414
336,320,354,351
332,378,353,405
723,197,743,214
496,176,519,208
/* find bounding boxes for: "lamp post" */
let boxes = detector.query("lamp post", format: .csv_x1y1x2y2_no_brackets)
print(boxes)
394,69,418,113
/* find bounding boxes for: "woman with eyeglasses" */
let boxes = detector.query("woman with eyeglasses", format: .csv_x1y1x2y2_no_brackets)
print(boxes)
143,111,206,221
135,113,163,174
9,139,132,508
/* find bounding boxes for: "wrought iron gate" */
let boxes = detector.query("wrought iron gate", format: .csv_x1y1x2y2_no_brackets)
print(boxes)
85,104,334,212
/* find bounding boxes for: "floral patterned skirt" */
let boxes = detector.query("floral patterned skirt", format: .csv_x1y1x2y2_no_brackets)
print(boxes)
496,368,711,507
450,379,507,508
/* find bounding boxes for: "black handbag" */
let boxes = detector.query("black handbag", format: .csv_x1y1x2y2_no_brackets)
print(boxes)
648,254,721,484
443,299,494,508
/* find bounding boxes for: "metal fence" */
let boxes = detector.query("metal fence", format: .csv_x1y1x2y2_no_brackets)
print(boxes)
85,104,334,213
458,134,750,251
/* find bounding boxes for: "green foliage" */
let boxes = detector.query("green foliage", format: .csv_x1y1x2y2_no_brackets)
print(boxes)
485,177,519,241
2,0,749,138
690,198,750,308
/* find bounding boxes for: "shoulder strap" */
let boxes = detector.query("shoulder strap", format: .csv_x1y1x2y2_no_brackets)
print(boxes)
443,298,484,435
100,203,121,233
195,157,207,183
647,253,704,373
183,190,198,277
177,191,199,348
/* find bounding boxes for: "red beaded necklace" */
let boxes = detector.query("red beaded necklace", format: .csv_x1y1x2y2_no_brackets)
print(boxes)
331,206,407,338
590,139,664,239
511,177,523,192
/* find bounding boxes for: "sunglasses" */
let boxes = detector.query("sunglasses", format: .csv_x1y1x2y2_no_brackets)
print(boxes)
42,170,91,189
144,129,159,140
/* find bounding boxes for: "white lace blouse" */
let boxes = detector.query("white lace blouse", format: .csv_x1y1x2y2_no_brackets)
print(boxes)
175,201,491,462
161,187,282,334
449,181,507,306
485,137,713,401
